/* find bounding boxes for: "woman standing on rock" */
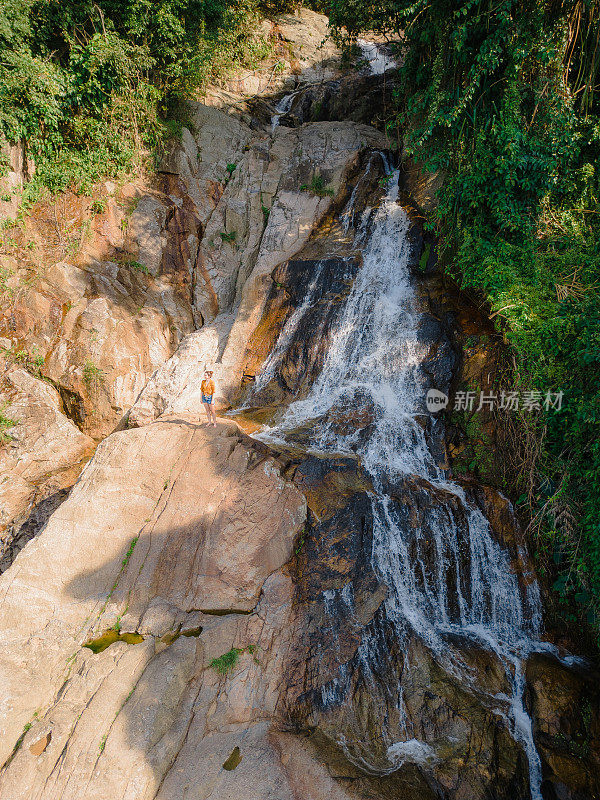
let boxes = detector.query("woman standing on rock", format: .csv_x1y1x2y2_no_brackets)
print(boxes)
201,369,217,427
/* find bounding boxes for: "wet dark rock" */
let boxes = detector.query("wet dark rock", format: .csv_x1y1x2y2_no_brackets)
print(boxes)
283,491,385,684
275,72,398,131
327,389,377,439
240,255,361,407
0,486,72,573
292,454,372,521
526,652,600,800
417,312,456,398
229,133,600,800
281,484,533,800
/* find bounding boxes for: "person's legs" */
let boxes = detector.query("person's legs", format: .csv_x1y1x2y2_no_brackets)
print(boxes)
202,401,211,424
210,402,217,426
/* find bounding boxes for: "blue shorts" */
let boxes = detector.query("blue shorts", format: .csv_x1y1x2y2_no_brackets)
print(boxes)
202,394,213,404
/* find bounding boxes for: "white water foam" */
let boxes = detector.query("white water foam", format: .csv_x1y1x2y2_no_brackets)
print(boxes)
357,39,396,75
252,169,544,797
271,90,299,132
387,739,437,767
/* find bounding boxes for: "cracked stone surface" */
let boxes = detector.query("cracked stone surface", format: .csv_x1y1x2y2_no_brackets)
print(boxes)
0,365,95,569
132,117,387,423
0,417,307,799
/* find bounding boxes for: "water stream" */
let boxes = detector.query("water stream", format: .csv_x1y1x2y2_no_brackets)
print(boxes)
357,39,396,75
271,90,300,132
270,39,395,133
250,168,546,797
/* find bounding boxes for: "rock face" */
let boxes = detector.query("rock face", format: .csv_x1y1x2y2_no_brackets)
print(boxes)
202,9,343,114
0,203,196,441
527,653,600,799
130,117,387,423
0,138,32,220
0,365,95,570
276,465,533,799
0,418,307,798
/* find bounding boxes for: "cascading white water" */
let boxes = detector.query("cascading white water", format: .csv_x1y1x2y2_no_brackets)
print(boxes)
270,39,395,134
271,90,299,132
357,39,396,75
253,169,545,798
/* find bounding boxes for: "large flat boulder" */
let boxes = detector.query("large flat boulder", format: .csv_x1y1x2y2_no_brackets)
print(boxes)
0,416,306,797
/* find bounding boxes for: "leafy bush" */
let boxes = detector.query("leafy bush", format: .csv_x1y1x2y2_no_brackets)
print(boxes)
300,174,334,197
209,644,257,674
210,648,243,674
0,0,271,204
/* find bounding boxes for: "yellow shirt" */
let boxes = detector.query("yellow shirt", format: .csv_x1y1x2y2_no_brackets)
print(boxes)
201,379,215,396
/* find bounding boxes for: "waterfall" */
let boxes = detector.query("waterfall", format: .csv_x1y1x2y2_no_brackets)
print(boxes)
252,170,545,798
271,90,300,132
357,39,396,75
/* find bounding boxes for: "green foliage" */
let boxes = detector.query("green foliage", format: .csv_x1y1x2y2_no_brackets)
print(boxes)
0,0,271,204
82,358,104,389
121,258,150,275
327,0,600,637
0,403,17,445
90,198,107,214
210,647,243,674
417,242,431,273
1,344,44,377
122,536,139,569
259,0,301,14
300,174,335,196
94,535,139,622
208,645,258,674
450,403,494,479
226,162,237,176
219,230,236,243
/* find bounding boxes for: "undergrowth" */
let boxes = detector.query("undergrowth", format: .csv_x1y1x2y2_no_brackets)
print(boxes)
300,174,335,197
0,403,17,444
0,0,275,207
82,359,104,390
